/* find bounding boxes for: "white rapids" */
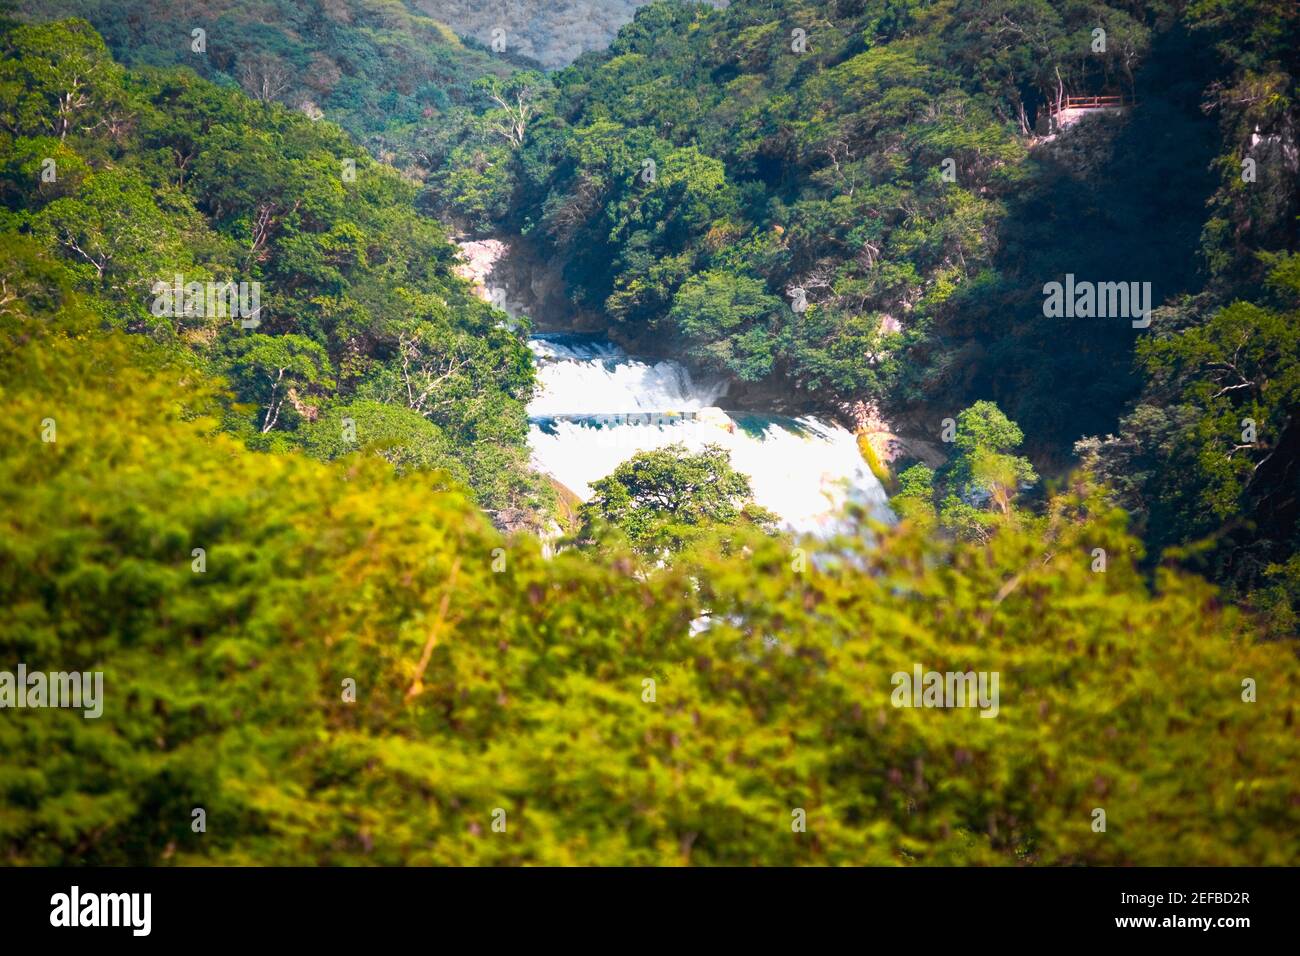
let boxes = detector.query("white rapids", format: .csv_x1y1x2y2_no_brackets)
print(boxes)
526,333,894,536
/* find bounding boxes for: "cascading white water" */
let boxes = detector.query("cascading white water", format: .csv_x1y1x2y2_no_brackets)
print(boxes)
527,335,727,416
527,334,894,536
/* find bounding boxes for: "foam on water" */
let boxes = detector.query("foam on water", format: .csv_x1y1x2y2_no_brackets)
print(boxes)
528,333,727,416
527,334,893,536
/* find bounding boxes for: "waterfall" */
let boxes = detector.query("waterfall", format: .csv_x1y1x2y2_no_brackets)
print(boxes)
527,334,894,536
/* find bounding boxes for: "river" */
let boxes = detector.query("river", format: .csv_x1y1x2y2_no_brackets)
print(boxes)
526,332,893,536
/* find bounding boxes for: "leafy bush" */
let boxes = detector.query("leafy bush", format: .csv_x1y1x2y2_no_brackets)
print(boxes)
1,306,1297,865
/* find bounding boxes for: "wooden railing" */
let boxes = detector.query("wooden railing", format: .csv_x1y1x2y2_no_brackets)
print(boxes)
1050,95,1135,114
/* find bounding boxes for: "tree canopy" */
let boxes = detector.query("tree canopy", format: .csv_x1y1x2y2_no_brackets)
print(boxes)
3,298,1298,864
2,6,1297,868
578,442,779,556
0,16,550,516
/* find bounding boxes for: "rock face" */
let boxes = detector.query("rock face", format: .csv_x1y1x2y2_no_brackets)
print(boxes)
453,235,602,331
452,238,509,304
409,0,657,69
847,400,947,470
1050,104,1130,131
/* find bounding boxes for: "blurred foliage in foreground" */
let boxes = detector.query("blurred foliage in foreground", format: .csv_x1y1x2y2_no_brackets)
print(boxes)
2,288,1297,865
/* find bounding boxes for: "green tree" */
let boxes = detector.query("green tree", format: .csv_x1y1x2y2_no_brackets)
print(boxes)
225,333,334,436
668,269,783,381
578,442,777,556
31,168,204,319
892,463,937,523
947,400,1039,515
1079,254,1300,633
296,399,469,489
0,19,121,141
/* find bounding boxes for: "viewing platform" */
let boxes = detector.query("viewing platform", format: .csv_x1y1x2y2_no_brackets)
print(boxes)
1047,95,1136,131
